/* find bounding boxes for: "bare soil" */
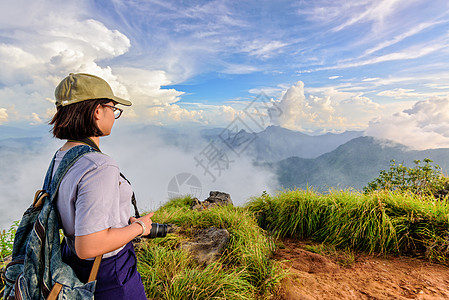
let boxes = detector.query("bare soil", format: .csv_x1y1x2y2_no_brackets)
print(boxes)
273,239,449,300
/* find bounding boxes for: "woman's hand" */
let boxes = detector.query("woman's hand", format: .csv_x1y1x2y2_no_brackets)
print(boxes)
129,212,154,237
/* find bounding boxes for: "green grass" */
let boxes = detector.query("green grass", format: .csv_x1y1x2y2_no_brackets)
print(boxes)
246,190,449,263
4,190,449,299
137,240,255,299
138,196,285,299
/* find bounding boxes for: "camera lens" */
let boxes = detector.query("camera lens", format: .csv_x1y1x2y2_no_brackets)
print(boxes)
148,223,168,238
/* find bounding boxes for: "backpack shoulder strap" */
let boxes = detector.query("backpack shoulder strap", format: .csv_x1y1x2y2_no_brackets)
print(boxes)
47,145,97,200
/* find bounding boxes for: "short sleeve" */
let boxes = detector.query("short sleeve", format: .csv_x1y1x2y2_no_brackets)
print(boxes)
74,163,121,236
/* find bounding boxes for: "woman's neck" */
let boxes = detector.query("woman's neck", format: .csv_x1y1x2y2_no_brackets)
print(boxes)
60,137,100,151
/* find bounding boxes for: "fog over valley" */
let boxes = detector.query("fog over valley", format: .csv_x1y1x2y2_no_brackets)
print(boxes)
0,125,279,230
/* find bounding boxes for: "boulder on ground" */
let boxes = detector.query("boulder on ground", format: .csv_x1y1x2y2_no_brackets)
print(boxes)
181,227,230,265
190,191,233,211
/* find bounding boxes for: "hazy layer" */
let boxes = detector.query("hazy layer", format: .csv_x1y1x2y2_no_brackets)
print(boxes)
0,125,278,231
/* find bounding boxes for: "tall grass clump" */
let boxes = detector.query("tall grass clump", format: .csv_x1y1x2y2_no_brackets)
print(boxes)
247,190,449,263
137,196,285,299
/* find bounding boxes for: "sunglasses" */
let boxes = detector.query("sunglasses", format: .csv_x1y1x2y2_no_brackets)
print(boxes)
102,104,123,119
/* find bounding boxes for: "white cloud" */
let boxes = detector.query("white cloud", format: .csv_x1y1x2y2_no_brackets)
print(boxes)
146,104,204,125
222,64,259,74
0,108,8,124
30,113,43,125
115,67,183,106
241,40,288,59
141,102,256,128
0,4,189,126
377,88,443,99
424,83,449,90
329,76,341,80
248,86,284,98
332,0,409,32
362,77,380,82
272,81,387,132
361,20,447,57
314,41,448,71
365,97,449,150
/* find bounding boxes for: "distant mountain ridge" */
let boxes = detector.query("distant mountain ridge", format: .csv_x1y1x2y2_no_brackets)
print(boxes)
201,125,364,162
271,136,449,191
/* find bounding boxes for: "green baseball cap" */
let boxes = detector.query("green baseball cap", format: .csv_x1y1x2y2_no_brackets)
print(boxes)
55,73,132,107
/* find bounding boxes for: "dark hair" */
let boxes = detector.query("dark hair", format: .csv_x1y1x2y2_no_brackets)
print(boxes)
49,98,112,140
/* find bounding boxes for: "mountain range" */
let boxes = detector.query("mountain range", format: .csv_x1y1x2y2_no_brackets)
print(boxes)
270,136,449,191
201,125,363,161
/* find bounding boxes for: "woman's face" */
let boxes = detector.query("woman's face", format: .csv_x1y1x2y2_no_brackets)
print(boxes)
96,101,116,136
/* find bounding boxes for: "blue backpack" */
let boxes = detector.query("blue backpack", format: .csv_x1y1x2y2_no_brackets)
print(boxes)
4,145,102,300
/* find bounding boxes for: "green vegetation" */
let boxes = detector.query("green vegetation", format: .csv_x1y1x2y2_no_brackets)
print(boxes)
136,196,285,299
364,159,449,197
0,221,17,262
3,181,449,298
246,190,449,263
0,221,18,297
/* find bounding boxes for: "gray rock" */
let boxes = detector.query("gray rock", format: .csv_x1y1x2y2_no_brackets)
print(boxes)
181,227,230,265
204,191,233,206
190,191,233,211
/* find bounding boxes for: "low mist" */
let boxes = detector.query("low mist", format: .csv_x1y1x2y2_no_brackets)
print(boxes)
0,125,279,231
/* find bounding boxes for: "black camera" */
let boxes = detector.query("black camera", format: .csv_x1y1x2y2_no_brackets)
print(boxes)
148,223,168,238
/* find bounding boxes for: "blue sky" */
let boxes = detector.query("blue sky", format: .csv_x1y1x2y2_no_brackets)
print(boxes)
1,0,449,148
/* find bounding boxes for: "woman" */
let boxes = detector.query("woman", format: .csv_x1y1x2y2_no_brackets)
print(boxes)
49,73,152,299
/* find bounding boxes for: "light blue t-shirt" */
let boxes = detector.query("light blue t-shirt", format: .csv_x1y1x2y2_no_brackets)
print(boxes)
53,150,133,258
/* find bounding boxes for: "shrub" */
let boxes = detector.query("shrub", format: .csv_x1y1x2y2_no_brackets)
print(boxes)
0,221,18,262
363,159,449,197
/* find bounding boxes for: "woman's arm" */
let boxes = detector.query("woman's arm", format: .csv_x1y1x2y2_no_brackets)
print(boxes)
74,212,154,259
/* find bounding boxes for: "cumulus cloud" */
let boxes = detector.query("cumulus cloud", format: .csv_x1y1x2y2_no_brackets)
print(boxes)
272,81,384,132
115,68,184,106
365,97,449,150
0,3,187,126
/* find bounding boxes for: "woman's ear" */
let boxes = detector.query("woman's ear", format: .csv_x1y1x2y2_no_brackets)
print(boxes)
93,103,103,120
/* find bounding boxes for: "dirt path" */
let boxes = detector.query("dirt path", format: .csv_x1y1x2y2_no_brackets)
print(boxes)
273,239,449,300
